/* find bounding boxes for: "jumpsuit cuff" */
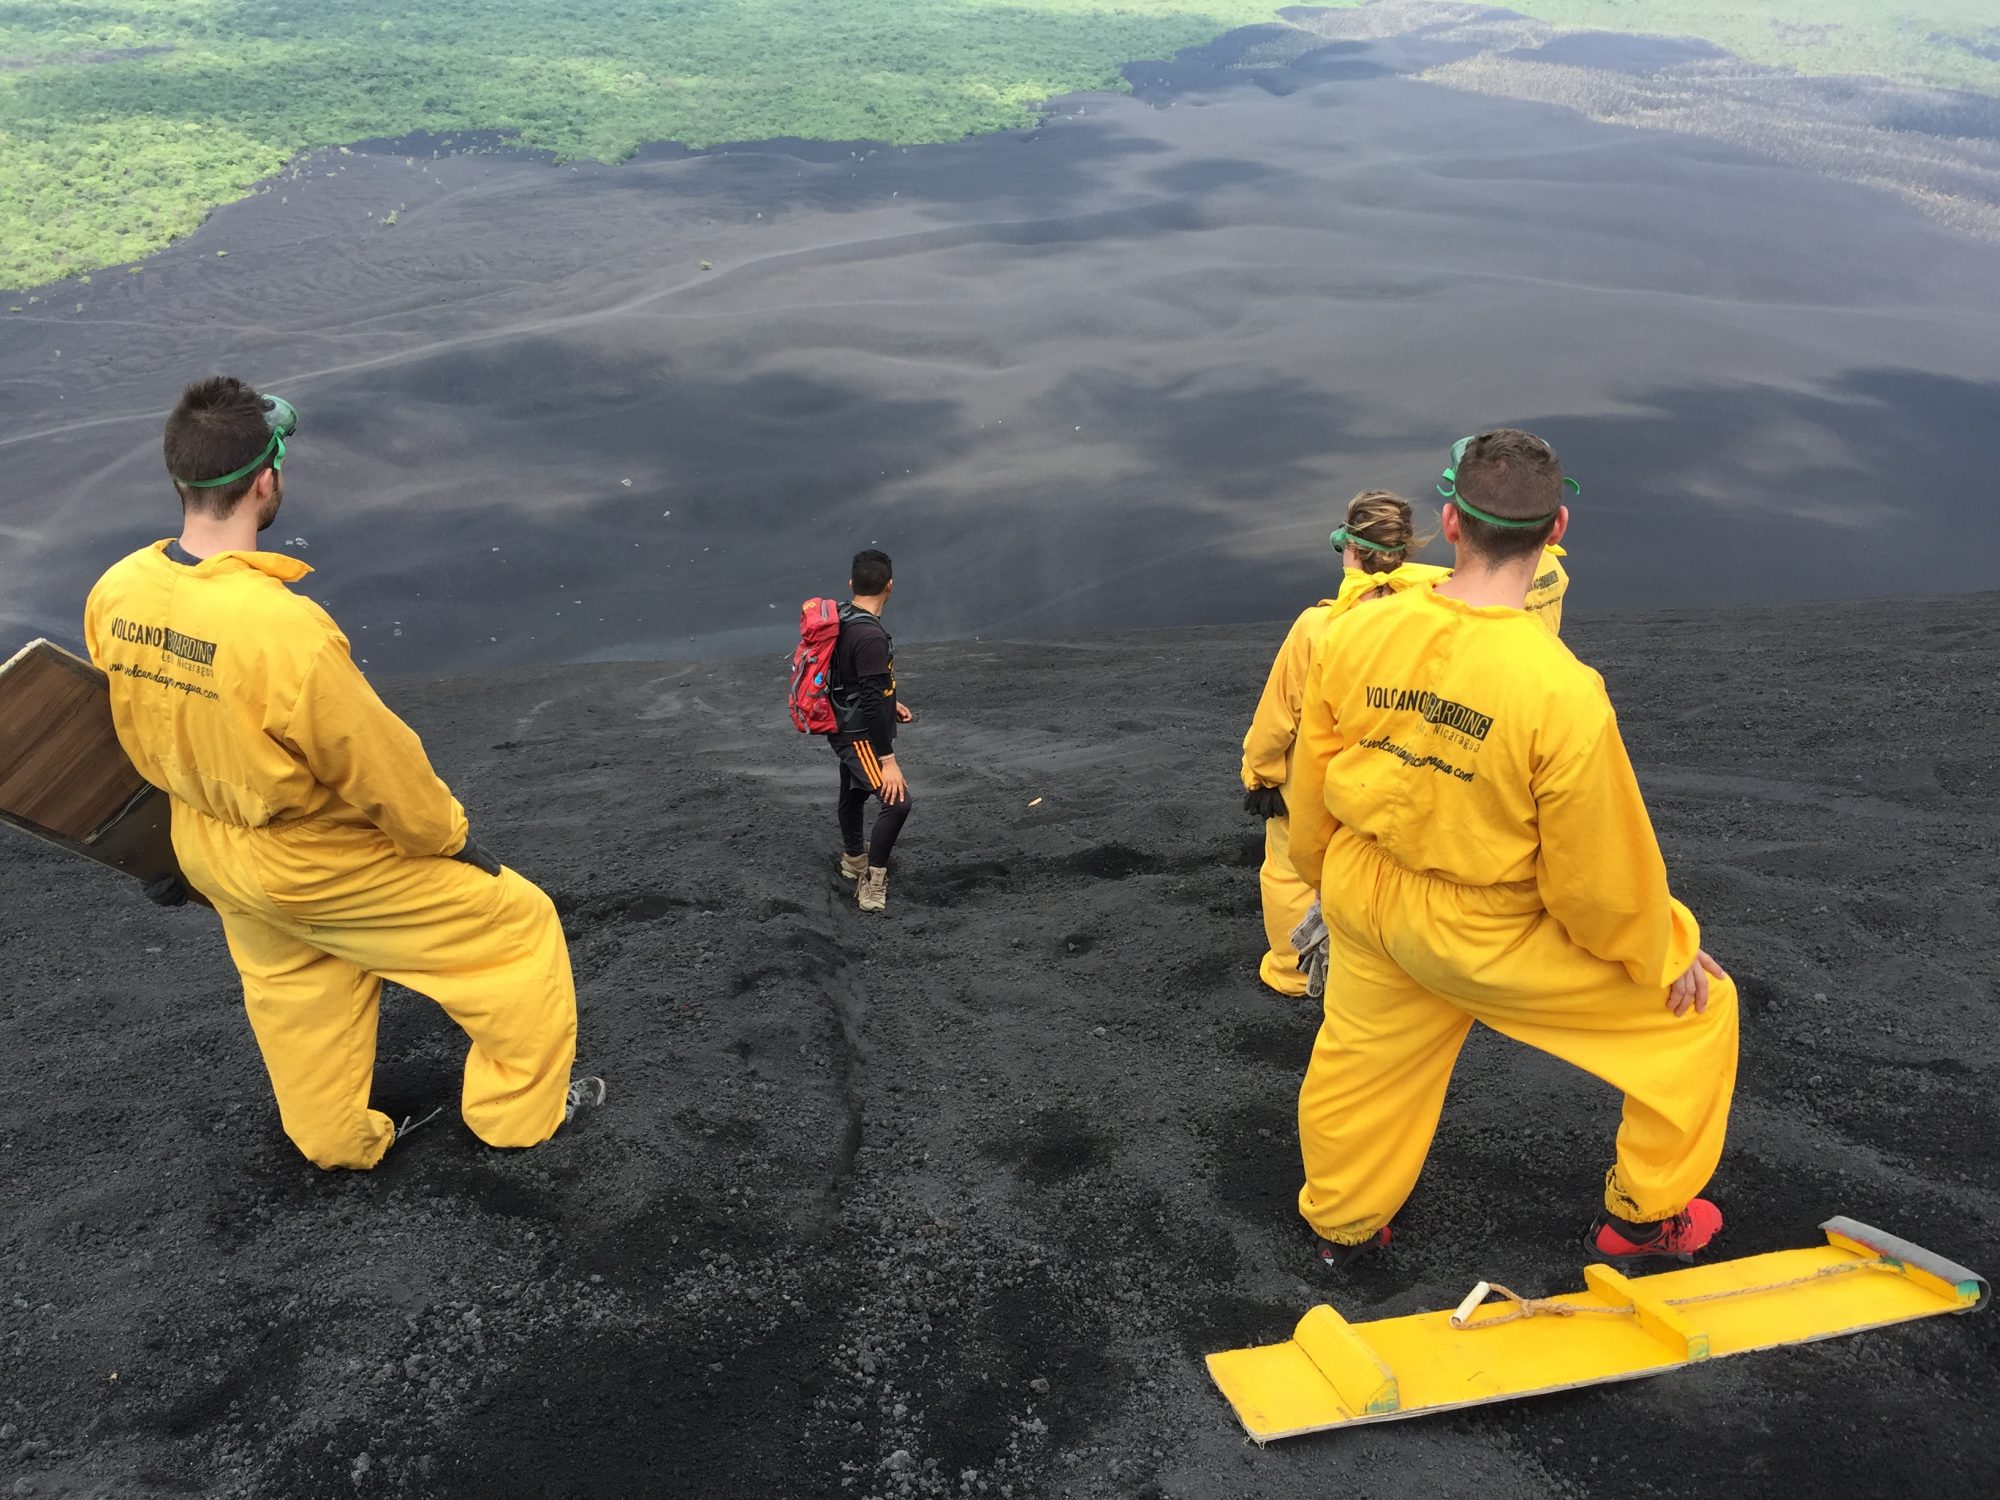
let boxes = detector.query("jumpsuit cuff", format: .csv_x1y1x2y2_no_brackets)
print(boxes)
1311,1221,1390,1247
1602,1168,1681,1225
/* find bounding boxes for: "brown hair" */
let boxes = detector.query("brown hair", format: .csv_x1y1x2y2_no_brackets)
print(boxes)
1450,429,1564,563
163,375,272,514
1342,489,1432,575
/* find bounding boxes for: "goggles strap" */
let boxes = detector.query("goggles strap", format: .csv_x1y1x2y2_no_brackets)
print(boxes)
1450,491,1560,530
181,429,284,489
1331,526,1404,555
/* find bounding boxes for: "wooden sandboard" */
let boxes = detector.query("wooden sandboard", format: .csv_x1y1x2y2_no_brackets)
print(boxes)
0,638,195,897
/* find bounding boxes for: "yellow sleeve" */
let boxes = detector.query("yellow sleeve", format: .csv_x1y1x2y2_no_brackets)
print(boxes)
1533,706,1700,987
1531,545,1567,637
1284,643,1346,893
1239,607,1322,790
284,640,469,859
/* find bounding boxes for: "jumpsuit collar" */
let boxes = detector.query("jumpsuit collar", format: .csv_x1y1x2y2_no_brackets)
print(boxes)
1336,560,1448,603
1417,583,1533,621
150,538,313,582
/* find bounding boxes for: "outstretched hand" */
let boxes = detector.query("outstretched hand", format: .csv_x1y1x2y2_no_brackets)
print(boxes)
1667,949,1728,1017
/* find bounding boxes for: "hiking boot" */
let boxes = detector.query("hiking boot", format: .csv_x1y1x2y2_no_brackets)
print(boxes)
839,851,869,881
564,1075,608,1124
1588,1198,1723,1266
1317,1227,1391,1270
857,865,889,913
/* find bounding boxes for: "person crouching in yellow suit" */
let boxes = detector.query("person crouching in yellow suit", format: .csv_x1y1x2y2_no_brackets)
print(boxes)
1243,488,1570,998
85,375,605,1170
1288,430,1738,1269
1240,492,1448,997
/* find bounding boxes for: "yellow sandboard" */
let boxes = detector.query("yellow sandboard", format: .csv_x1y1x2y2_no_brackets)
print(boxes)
1207,1217,1987,1442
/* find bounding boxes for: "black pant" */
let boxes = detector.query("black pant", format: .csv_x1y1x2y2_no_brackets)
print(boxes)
833,740,912,867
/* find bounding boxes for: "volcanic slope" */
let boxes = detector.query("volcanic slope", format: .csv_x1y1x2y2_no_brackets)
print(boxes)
2,592,1995,1499
6,25,2000,674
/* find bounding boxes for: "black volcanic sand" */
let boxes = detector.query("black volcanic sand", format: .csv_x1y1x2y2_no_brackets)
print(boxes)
3,594,1996,1498
5,24,2000,673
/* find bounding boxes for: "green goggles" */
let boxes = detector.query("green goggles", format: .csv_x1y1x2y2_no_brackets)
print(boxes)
1329,525,1403,556
180,395,298,488
1436,433,1579,528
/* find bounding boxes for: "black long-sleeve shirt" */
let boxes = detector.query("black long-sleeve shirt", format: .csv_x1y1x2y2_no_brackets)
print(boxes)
830,604,898,756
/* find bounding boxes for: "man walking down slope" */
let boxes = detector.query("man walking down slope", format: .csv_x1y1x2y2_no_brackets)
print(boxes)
828,548,915,914
1286,429,1738,1269
85,375,603,1170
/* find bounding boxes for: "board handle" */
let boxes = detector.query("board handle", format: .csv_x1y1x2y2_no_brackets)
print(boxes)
1821,1217,1988,1311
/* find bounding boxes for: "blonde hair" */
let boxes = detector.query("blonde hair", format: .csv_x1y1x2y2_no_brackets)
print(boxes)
1342,489,1433,575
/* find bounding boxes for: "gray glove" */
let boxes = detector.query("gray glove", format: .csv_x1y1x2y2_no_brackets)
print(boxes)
1290,898,1330,1000
451,837,503,877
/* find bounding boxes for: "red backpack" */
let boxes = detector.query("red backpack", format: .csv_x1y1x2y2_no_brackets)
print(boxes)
788,598,842,734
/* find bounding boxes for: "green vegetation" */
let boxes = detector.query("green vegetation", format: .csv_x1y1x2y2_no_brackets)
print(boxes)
2,2,1996,290
1518,2,2000,96
1,1,1287,290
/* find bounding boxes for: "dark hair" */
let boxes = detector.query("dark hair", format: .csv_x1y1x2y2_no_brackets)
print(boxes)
1451,429,1564,563
164,375,273,514
850,548,893,596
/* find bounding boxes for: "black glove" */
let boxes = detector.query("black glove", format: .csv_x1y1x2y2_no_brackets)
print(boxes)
143,874,190,907
1243,786,1287,820
451,837,504,877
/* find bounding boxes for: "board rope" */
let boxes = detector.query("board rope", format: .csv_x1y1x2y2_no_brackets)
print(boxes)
1450,1259,1900,1330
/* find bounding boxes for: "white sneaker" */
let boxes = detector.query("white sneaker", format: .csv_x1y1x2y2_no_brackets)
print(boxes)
564,1075,607,1123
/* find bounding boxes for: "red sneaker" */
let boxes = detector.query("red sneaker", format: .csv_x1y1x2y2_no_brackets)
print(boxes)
1589,1199,1723,1266
1317,1227,1391,1270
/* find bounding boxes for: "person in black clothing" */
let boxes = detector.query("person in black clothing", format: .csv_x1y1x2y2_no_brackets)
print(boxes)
829,548,914,913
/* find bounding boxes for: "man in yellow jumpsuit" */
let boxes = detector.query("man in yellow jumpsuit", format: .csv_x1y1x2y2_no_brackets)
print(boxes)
85,375,603,1170
1240,493,1447,996
1288,430,1737,1268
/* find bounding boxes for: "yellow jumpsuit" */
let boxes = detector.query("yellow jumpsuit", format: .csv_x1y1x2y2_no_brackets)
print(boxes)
85,542,577,1170
1524,543,1568,635
1241,564,1450,996
1287,586,1737,1241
